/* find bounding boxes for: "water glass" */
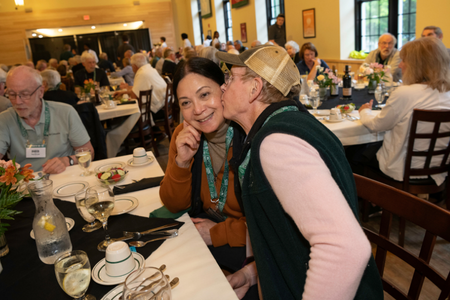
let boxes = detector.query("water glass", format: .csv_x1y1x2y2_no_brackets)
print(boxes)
310,90,320,114
75,190,102,233
54,250,95,300
75,148,93,177
123,267,172,300
374,86,385,108
86,186,115,251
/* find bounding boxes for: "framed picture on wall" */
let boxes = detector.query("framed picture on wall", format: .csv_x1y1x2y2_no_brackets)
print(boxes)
302,8,316,38
232,0,249,9
201,0,212,19
241,23,247,43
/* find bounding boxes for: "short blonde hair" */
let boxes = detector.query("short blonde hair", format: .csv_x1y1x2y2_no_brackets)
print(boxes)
400,37,450,92
241,67,300,104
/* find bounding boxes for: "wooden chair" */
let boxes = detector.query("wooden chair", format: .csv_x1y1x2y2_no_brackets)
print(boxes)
363,109,450,246
154,76,178,141
355,174,450,300
124,89,160,157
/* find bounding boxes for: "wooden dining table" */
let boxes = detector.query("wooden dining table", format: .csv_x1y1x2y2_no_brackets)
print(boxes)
0,152,238,300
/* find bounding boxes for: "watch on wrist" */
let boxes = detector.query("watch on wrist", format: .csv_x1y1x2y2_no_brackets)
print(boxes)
67,156,74,166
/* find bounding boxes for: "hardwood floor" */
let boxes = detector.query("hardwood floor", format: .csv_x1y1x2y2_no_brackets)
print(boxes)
151,137,450,299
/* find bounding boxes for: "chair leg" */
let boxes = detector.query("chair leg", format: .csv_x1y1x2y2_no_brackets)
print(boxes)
399,217,406,247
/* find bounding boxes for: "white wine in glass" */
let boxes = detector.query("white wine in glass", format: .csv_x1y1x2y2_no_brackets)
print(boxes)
54,250,95,300
86,186,115,251
75,149,92,177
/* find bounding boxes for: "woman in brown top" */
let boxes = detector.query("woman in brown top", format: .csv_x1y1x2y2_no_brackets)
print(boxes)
159,57,247,272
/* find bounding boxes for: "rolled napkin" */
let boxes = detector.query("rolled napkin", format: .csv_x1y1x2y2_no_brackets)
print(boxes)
113,176,164,195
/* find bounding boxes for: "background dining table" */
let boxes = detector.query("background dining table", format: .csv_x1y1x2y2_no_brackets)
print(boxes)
0,152,238,300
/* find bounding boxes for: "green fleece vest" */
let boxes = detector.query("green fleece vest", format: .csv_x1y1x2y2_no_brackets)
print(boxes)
241,110,383,299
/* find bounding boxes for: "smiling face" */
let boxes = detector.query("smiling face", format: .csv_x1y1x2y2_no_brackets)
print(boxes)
177,73,225,133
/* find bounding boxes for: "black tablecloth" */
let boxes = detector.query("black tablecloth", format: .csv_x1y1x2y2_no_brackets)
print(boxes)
316,87,389,109
0,198,183,300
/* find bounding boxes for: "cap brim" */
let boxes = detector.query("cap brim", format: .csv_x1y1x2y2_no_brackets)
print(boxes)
215,51,247,67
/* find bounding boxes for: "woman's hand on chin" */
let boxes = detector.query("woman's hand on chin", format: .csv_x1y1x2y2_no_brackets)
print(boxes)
175,121,202,168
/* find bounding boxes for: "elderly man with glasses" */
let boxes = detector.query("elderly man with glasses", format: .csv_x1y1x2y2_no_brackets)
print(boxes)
0,66,93,174
216,46,383,300
362,33,402,81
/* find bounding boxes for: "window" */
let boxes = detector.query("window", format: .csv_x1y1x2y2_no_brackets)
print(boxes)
223,0,233,42
197,0,204,43
355,0,416,52
266,0,284,28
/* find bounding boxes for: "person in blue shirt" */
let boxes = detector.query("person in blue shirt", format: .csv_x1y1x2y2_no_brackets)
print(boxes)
296,42,330,81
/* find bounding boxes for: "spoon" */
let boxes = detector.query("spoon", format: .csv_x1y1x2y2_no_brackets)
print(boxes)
129,233,178,248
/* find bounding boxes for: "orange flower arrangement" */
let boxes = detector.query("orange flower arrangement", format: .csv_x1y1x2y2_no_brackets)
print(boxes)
83,78,96,94
0,159,35,236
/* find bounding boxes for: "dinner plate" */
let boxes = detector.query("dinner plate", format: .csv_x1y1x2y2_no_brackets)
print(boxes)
127,156,155,167
30,217,75,239
53,181,89,197
314,110,330,116
95,162,126,173
101,284,125,300
92,252,145,286
111,196,139,216
324,117,346,123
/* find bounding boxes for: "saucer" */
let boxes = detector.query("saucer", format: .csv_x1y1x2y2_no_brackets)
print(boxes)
92,252,145,285
324,117,346,123
30,217,75,239
127,156,155,167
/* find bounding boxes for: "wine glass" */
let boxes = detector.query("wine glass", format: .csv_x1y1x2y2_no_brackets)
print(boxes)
85,186,115,251
54,250,96,300
75,190,102,233
123,267,172,300
75,148,93,177
374,86,385,108
310,90,320,114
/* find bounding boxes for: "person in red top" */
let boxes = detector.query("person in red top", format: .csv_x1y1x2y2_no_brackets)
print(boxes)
159,57,248,274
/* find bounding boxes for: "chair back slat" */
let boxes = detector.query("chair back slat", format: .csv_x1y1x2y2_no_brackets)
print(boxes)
138,89,152,125
355,174,450,299
404,109,450,181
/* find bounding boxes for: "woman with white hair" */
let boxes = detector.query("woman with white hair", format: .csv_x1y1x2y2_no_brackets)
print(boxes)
285,40,301,64
41,69,79,106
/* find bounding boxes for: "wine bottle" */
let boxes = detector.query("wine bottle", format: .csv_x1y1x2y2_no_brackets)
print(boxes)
343,65,352,99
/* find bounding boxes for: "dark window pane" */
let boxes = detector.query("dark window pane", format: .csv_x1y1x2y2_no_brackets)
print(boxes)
410,13,416,33
370,19,378,36
380,17,388,33
402,0,410,14
402,14,410,32
411,0,416,12
380,0,389,17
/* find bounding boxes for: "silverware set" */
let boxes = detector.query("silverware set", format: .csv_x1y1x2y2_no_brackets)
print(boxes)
110,222,180,248
346,115,360,121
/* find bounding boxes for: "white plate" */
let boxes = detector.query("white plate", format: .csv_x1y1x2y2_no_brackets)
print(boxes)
95,162,126,174
314,110,330,116
53,181,89,197
101,284,125,300
92,252,145,286
111,196,139,216
127,156,155,167
324,117,346,123
30,217,75,239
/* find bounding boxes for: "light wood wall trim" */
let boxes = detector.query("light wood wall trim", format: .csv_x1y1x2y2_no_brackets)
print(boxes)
0,2,176,65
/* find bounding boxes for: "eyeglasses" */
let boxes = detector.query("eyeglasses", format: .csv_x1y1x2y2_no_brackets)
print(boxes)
224,73,243,87
7,85,42,100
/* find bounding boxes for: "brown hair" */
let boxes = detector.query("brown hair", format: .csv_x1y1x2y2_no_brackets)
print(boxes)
400,37,450,92
122,57,131,67
299,42,318,60
241,68,300,104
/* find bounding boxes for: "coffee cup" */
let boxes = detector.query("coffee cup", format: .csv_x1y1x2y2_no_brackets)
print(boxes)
329,108,342,121
133,147,148,164
105,241,135,277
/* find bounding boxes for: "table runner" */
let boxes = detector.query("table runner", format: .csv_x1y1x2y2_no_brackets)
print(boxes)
0,198,183,299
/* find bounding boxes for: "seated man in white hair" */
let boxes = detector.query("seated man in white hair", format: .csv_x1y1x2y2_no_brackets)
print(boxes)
41,69,79,106
48,58,58,70
73,52,110,88
114,53,167,120
362,33,402,81
0,66,93,173
0,69,11,113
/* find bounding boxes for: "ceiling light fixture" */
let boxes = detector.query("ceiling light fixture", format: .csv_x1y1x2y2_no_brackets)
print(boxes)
123,24,127,26
15,0,24,6
38,35,43,38
58,29,62,32
32,33,37,37
91,26,96,29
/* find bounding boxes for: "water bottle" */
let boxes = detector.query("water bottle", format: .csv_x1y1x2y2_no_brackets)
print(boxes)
28,180,72,264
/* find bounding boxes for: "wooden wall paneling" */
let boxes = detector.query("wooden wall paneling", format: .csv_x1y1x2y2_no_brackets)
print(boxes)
0,1,176,65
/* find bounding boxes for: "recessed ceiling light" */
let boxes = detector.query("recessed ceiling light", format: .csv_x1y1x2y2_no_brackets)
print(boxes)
58,29,62,32
123,24,127,26
38,35,43,38
32,33,37,37
91,26,96,29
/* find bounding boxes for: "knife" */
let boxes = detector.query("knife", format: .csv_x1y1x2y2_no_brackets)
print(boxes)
114,222,180,242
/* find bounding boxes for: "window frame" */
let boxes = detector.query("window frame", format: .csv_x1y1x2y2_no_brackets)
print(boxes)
197,0,204,43
266,0,285,30
223,0,233,43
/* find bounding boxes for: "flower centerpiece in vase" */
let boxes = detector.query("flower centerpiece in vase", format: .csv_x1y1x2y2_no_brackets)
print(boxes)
0,159,34,257
314,66,329,100
359,63,389,94
83,79,97,102
324,69,342,96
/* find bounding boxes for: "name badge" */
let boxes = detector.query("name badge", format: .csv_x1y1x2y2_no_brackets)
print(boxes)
26,144,46,158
